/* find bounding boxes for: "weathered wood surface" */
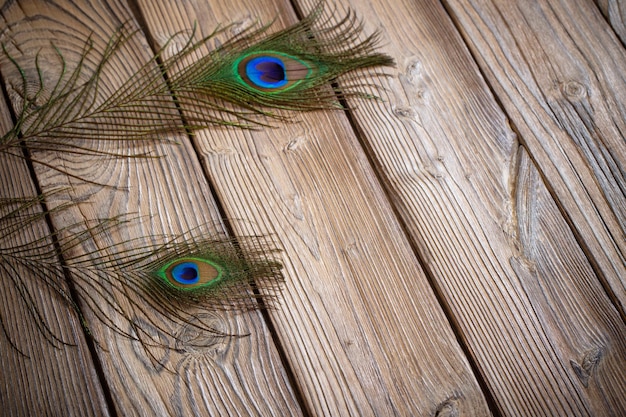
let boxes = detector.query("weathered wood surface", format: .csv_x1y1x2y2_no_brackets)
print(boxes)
0,0,624,416
0,94,111,416
318,0,626,415
596,0,626,44
447,0,626,316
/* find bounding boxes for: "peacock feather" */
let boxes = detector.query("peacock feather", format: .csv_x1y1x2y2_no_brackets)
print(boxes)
0,193,284,357
63,227,284,356
0,4,393,158
170,7,394,119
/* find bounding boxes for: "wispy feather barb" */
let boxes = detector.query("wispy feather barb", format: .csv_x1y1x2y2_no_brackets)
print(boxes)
0,192,127,353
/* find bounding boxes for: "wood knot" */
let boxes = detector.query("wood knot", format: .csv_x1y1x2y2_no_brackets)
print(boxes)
343,241,360,258
560,80,587,101
435,397,459,417
230,17,254,36
284,135,307,152
570,346,603,387
399,58,428,99
174,312,233,356
206,145,235,156
405,59,424,85
392,105,416,119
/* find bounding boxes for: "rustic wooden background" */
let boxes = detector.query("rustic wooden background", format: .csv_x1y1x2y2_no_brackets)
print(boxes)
1,0,625,415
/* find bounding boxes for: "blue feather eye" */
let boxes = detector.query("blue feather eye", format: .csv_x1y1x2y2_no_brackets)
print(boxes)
237,52,312,91
160,258,222,290
245,56,288,89
170,262,200,284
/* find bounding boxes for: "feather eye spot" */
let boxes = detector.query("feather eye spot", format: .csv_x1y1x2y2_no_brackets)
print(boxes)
246,56,287,88
163,258,221,289
237,52,312,92
171,262,200,284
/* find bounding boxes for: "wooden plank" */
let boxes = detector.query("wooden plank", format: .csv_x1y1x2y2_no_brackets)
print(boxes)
444,0,626,314
135,0,493,415
0,95,111,414
513,149,626,414
291,0,626,415
0,0,302,415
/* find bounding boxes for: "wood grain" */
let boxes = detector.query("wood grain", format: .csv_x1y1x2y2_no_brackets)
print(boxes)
0,90,111,415
2,0,624,415
444,0,626,314
595,0,626,44
292,0,626,415
0,0,301,415
513,149,626,414
133,0,493,415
